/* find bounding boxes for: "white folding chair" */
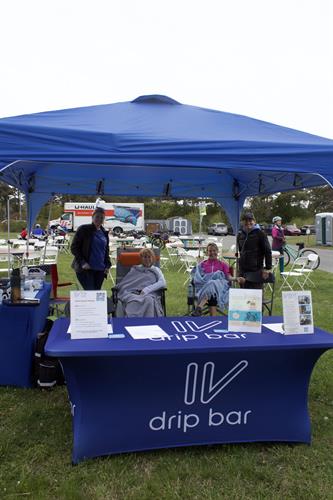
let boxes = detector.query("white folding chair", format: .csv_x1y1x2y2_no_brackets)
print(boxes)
271,251,281,272
279,256,308,290
177,247,188,271
11,239,25,248
34,240,46,251
107,249,118,285
22,251,41,266
0,254,13,276
183,253,197,285
40,246,59,265
295,253,318,288
54,235,69,253
165,243,179,266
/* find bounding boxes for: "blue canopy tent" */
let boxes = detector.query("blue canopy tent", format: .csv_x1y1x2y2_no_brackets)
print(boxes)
0,94,332,230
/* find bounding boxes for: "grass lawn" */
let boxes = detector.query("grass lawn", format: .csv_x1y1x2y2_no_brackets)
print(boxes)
0,236,332,499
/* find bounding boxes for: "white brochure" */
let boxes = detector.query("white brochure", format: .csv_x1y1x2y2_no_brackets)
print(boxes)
262,323,285,334
125,324,169,340
228,288,262,333
282,291,314,334
70,290,108,339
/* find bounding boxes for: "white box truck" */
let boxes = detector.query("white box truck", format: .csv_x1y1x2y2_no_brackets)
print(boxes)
49,200,144,235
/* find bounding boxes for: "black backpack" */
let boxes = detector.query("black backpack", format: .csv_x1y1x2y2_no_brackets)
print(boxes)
33,319,65,388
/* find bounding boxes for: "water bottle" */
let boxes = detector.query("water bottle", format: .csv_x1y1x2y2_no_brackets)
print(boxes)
10,268,21,303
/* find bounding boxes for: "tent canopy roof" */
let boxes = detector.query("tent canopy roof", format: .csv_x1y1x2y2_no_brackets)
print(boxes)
0,94,332,229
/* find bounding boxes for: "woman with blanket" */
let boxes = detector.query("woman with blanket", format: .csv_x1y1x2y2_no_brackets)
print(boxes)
192,243,231,316
191,243,231,316
116,248,166,317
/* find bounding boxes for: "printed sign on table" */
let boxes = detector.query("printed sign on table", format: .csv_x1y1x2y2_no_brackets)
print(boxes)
228,288,262,333
70,290,108,339
282,291,314,334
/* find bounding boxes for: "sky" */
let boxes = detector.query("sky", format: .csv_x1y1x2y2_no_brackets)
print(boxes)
0,0,332,138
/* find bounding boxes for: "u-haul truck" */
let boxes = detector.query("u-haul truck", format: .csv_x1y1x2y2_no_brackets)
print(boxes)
49,201,144,235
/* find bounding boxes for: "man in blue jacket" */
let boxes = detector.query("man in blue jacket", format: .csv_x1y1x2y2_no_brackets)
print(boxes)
236,212,272,289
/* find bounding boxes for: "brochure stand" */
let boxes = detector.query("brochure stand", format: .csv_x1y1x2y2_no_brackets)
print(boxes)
282,291,314,334
228,288,262,333
70,290,108,339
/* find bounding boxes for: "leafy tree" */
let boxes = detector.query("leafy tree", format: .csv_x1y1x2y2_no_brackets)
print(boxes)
0,182,18,219
306,186,333,214
246,195,275,223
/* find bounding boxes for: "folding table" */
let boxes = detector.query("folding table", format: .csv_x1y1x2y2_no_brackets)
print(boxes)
0,283,51,387
45,316,333,463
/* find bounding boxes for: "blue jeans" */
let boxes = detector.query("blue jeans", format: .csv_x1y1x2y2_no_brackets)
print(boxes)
76,270,105,290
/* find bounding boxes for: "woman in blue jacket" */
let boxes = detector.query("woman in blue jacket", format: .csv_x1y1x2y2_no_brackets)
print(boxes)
71,207,111,290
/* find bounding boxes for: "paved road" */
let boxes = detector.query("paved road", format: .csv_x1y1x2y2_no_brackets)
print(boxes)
194,234,333,273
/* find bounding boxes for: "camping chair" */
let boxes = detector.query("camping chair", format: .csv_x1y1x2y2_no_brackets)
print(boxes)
262,271,276,316
111,247,166,317
187,263,233,316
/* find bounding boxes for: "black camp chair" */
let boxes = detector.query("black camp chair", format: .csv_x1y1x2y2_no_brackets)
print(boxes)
111,247,166,317
262,272,276,316
187,264,233,316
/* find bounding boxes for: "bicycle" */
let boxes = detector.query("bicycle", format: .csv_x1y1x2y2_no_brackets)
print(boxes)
147,234,166,249
282,242,320,270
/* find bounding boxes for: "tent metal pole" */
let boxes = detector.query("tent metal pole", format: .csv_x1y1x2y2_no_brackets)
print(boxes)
41,197,54,265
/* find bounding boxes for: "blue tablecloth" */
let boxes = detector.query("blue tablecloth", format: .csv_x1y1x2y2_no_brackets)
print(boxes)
0,283,51,388
45,316,333,463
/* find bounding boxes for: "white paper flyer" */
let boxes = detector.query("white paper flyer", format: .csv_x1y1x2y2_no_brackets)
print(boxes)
125,324,169,340
282,291,314,334
70,290,108,339
228,288,262,333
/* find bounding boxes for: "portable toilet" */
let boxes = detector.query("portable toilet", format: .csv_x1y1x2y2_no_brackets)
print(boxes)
166,217,192,235
315,213,333,246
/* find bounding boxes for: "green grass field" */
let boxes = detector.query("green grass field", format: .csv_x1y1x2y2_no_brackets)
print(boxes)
0,237,332,499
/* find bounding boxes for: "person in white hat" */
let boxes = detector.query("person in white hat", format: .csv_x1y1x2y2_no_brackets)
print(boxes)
271,216,285,253
31,223,46,238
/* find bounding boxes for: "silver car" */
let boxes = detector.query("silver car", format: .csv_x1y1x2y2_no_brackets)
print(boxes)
207,223,228,235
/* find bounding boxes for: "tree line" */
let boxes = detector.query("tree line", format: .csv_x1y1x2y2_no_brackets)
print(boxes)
1,183,333,232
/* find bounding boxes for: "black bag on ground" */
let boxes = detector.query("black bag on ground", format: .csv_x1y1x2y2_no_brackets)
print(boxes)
33,318,65,388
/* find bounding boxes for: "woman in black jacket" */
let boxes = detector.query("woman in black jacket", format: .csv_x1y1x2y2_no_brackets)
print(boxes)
71,207,111,290
236,212,272,289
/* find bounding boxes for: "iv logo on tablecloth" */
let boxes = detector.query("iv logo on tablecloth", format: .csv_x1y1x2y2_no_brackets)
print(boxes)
148,360,252,433
184,360,248,404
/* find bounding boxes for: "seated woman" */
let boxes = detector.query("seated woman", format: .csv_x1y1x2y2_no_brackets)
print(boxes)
116,248,166,317
191,242,232,316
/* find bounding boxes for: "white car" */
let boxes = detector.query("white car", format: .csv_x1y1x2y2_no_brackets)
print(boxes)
207,223,228,236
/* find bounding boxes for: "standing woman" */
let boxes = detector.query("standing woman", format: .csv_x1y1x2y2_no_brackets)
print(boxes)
271,216,286,253
71,207,111,290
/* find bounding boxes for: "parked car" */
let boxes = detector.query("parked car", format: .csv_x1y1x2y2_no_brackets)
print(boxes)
207,223,228,236
263,224,274,235
284,224,301,236
300,224,316,235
